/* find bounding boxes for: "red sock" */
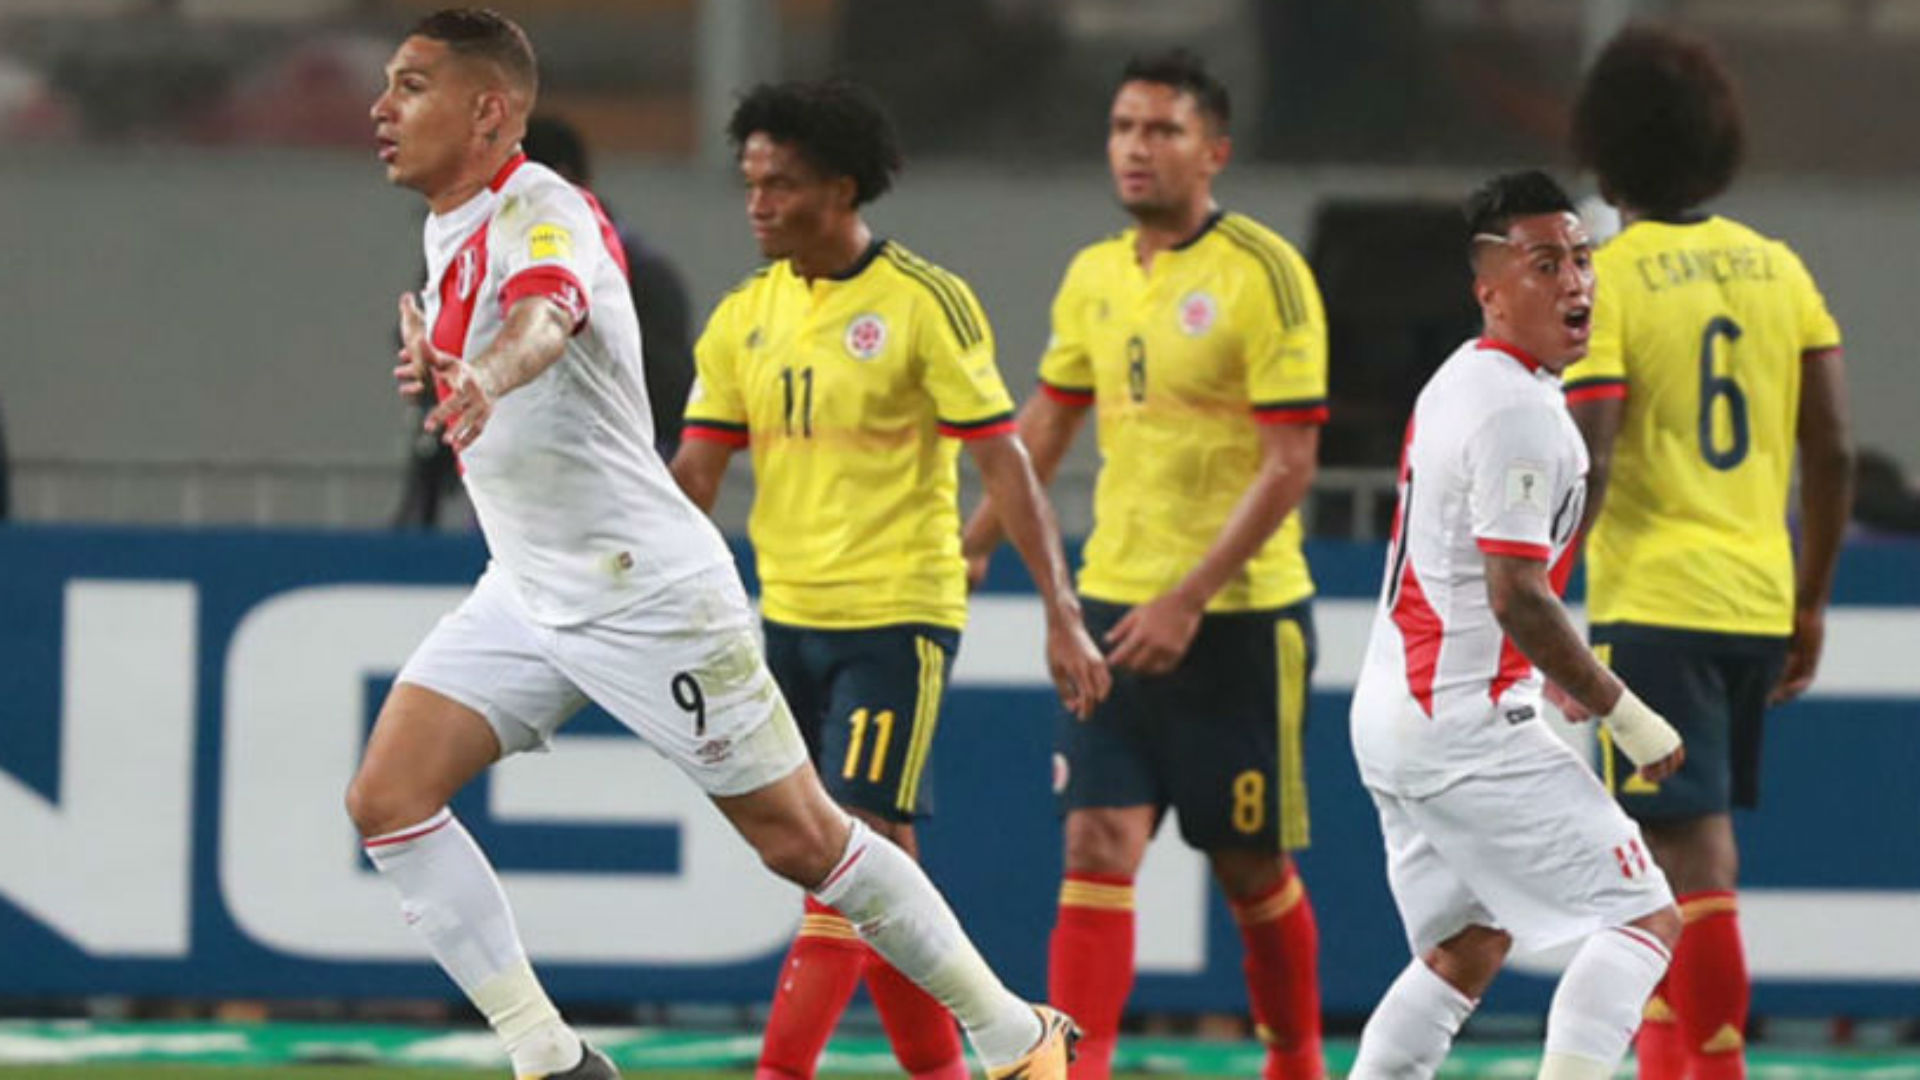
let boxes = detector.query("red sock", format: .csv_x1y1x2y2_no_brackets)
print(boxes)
1636,980,1689,1080
1230,867,1325,1080
1673,891,1749,1080
1049,872,1135,1080
756,898,867,1080
864,948,966,1080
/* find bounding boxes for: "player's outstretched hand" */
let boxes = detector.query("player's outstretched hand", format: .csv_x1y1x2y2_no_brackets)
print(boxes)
394,292,434,399
1770,607,1825,704
1105,589,1203,676
423,347,496,452
1048,618,1111,720
964,551,991,594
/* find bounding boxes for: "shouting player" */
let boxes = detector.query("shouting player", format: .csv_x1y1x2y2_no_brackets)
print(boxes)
1567,26,1853,1080
965,50,1329,1080
354,11,1077,1079
670,79,1108,1080
1347,171,1684,1080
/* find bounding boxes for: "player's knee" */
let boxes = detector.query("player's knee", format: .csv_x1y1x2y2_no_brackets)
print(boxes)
1425,926,1510,999
1208,848,1291,901
754,813,848,889
344,771,429,839
1063,810,1151,876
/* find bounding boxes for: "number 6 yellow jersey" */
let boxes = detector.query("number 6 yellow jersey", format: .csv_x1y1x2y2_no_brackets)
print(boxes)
1563,216,1842,636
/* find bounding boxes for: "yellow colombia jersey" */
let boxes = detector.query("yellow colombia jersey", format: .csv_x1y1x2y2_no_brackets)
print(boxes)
1563,216,1842,636
1038,211,1328,612
685,240,1015,631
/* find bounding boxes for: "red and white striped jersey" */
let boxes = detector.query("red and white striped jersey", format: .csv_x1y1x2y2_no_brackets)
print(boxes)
421,153,731,626
1350,338,1589,797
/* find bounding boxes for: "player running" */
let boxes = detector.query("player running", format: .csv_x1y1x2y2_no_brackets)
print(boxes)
353,10,1078,1079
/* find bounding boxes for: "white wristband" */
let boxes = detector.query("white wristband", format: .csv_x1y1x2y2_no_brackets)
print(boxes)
1601,686,1681,767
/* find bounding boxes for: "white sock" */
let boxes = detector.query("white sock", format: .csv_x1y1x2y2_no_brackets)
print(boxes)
1541,925,1672,1079
812,817,1042,1067
364,809,581,1077
1349,958,1478,1080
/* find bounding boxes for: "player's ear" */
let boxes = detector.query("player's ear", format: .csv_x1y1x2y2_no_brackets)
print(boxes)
832,173,859,213
473,87,510,142
1207,132,1232,175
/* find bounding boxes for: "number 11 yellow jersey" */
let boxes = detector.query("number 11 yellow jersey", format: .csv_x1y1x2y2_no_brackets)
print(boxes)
1563,216,1841,636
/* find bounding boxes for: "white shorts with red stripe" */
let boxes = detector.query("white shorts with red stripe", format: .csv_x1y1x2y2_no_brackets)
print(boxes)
397,563,808,797
1367,744,1673,957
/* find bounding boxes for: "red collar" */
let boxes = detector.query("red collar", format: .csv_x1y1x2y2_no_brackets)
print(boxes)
487,151,528,193
1477,337,1542,373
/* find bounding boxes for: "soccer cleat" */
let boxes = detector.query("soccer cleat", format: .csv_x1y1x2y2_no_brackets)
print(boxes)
986,1006,1081,1080
520,1042,620,1080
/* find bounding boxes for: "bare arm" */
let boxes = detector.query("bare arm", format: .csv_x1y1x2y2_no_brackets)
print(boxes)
1104,422,1317,675
670,437,736,515
1485,553,1684,780
961,391,1090,568
412,294,575,452
1568,396,1624,536
1774,347,1855,702
968,432,1111,716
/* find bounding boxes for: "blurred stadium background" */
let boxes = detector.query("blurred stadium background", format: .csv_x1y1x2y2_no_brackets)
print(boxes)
1,0,1917,1076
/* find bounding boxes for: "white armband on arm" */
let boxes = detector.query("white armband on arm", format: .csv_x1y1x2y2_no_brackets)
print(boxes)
1601,687,1681,766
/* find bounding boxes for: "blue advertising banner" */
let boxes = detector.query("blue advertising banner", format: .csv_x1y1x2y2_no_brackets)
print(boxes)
1,525,1915,1015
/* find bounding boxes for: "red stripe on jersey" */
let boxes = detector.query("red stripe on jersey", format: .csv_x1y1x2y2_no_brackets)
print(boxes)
1477,538,1551,562
1253,404,1331,426
940,418,1017,440
432,222,491,360
576,186,631,280
502,265,589,333
1477,337,1542,372
1040,381,1095,407
487,152,528,192
1489,632,1531,704
1802,345,1843,363
1391,559,1443,717
684,422,750,447
1565,382,1627,404
1548,539,1579,596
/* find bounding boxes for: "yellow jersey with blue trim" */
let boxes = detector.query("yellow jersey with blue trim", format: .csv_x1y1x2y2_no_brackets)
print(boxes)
1037,211,1329,612
685,240,1016,630
1563,215,1841,636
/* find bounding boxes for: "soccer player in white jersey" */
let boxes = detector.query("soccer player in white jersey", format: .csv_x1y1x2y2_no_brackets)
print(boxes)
353,11,1078,1080
1346,172,1686,1080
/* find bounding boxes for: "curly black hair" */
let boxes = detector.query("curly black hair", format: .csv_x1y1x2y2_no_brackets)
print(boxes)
1572,24,1745,217
727,80,902,207
1120,48,1231,132
408,8,537,94
1464,169,1576,261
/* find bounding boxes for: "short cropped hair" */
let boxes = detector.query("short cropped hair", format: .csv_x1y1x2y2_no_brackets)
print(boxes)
728,80,903,207
1572,25,1745,216
1120,48,1231,132
409,8,538,96
1464,169,1577,259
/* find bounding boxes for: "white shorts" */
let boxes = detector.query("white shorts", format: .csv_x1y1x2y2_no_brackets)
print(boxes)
1368,749,1674,956
397,564,808,797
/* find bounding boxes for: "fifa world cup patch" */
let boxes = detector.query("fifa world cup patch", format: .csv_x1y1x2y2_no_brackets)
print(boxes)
1504,461,1551,514
844,312,888,360
527,223,574,261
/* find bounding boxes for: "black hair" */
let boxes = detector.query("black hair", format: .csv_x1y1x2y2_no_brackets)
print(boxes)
1464,169,1577,258
727,79,903,206
1120,48,1231,132
408,8,538,95
523,115,588,184
1572,24,1745,216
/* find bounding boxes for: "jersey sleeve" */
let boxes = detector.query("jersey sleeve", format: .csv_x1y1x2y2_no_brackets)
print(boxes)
682,296,751,447
1241,244,1330,425
494,182,596,333
1781,244,1843,353
917,273,1017,439
1036,258,1096,406
1465,405,1569,562
1563,259,1628,403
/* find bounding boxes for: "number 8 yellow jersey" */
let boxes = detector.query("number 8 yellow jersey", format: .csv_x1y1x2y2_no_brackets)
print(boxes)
1563,216,1842,636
